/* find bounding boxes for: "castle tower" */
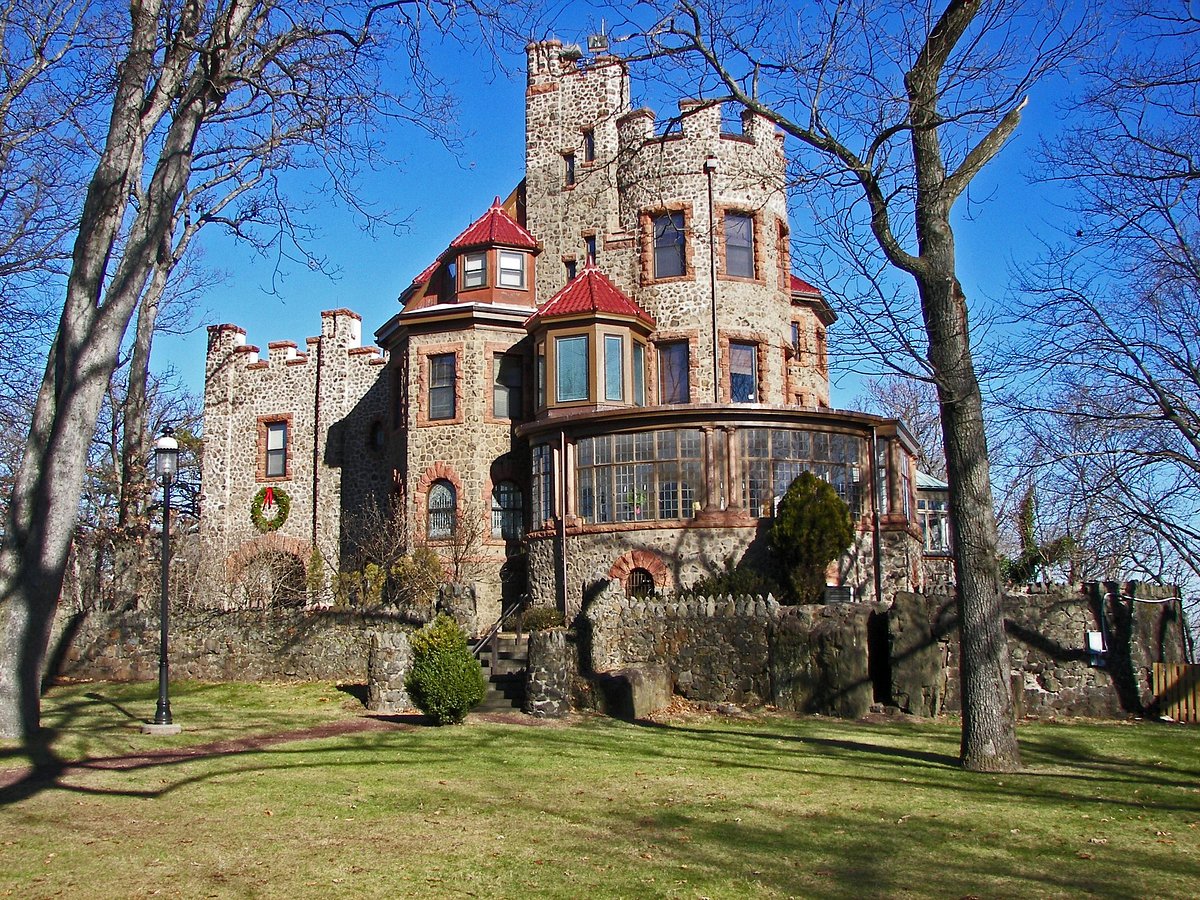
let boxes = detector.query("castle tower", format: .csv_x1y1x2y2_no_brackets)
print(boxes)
524,40,630,304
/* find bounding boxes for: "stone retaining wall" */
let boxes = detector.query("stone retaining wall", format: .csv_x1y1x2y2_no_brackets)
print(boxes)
930,582,1189,719
51,606,415,684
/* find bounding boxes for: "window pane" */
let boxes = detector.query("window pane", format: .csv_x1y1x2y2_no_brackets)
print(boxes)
491,481,524,540
583,128,595,162
265,422,287,477
556,335,589,402
428,481,455,539
429,353,456,420
604,334,623,401
725,213,754,277
493,354,523,419
658,341,689,404
463,252,486,288
730,342,757,403
653,212,685,278
498,251,525,288
632,343,645,406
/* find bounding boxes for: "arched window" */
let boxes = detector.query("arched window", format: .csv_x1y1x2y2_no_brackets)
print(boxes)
627,567,655,598
491,481,524,540
427,480,456,539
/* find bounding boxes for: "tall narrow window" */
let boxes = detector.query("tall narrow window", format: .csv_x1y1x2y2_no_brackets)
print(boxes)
531,443,554,525
565,259,577,281
725,212,754,277
428,353,456,420
427,481,455,539
604,334,624,402
584,234,597,263
730,341,757,403
462,251,487,289
564,153,576,186
556,335,589,402
498,250,525,289
265,421,287,477
491,481,524,540
791,321,802,356
493,353,524,420
653,212,686,278
658,341,690,404
632,343,646,406
536,344,546,407
582,128,595,162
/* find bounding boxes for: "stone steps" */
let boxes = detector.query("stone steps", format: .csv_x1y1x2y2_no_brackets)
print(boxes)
475,631,528,712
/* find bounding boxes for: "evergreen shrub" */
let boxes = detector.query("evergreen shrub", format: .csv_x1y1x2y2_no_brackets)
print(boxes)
405,614,486,725
768,471,854,604
522,606,565,631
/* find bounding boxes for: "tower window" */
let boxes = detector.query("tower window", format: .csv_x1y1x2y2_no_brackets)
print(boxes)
493,353,524,420
428,353,457,420
584,234,597,263
658,341,690,404
725,212,755,278
583,128,595,163
564,153,576,186
604,334,624,402
498,250,526,289
264,420,288,478
653,212,686,279
555,335,589,402
491,481,524,540
463,251,487,289
427,480,456,539
730,341,757,403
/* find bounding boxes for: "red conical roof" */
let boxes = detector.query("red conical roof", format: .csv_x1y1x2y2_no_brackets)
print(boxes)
449,197,538,250
526,259,655,329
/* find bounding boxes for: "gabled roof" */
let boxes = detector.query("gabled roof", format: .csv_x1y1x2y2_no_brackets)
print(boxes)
448,197,538,251
790,273,837,326
790,274,821,295
526,259,655,329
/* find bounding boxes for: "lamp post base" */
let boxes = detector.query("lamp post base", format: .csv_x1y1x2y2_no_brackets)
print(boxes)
140,722,182,736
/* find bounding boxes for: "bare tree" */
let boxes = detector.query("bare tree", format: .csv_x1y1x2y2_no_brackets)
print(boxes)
857,374,946,479
621,0,1093,770
1008,3,1199,618
0,0,505,740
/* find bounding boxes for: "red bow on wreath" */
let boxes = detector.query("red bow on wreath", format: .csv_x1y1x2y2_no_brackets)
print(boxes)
263,486,275,510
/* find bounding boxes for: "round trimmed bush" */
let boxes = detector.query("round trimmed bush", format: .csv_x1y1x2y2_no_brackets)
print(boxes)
522,606,565,632
405,614,486,725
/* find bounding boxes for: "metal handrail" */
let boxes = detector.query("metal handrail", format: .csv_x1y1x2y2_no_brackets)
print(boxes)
472,595,528,659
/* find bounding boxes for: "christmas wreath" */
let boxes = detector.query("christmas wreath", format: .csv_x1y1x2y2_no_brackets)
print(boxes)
250,485,291,532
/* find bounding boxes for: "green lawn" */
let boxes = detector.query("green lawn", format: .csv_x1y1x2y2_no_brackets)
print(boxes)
1,682,1197,899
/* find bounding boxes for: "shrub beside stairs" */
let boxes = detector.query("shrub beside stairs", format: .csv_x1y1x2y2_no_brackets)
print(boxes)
475,632,528,712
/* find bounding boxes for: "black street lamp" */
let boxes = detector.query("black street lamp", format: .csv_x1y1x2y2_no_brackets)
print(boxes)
143,427,182,735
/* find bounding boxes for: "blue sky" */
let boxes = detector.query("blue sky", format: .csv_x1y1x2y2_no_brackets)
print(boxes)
155,13,1072,412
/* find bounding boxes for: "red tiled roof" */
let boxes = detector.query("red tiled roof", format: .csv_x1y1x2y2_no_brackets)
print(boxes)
527,259,655,328
449,197,538,250
790,274,822,295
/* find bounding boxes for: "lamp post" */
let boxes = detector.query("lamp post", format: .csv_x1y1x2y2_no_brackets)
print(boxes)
143,427,182,735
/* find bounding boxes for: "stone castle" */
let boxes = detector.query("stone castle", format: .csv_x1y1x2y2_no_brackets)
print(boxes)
201,39,951,628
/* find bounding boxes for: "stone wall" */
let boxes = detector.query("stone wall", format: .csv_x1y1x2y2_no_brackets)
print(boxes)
584,580,778,705
524,628,572,718
52,606,414,683
928,582,1189,719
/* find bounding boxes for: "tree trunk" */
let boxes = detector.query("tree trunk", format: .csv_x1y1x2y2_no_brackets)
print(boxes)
0,0,212,739
918,265,1021,772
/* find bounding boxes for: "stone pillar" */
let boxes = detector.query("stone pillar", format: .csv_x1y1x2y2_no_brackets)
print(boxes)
524,629,572,718
366,630,414,713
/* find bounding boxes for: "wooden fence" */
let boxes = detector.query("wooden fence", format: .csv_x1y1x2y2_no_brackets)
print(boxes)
1152,663,1200,723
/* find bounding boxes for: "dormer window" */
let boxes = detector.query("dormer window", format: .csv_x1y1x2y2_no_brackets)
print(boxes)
498,250,526,289
463,251,487,289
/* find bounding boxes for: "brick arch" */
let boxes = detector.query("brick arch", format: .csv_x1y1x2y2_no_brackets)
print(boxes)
608,550,672,593
226,532,312,580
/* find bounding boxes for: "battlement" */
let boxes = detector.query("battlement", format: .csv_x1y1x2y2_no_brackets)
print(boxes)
205,308,383,376
526,39,625,88
617,98,782,154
